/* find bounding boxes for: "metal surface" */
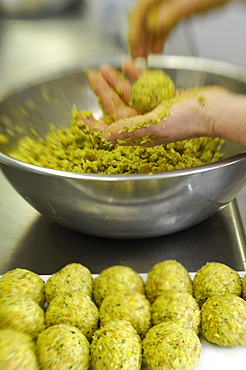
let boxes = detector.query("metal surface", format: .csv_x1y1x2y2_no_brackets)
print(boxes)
0,56,246,238
0,163,246,274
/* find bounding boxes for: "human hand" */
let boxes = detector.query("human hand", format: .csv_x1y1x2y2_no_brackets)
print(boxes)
86,61,143,123
128,0,233,57
79,61,243,147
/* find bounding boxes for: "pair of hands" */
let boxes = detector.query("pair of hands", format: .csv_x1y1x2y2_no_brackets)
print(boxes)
78,61,234,147
128,0,234,57
77,0,246,147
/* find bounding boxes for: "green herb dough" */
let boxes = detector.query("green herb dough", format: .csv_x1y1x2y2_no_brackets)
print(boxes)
99,292,151,338
242,274,246,300
0,295,46,338
131,70,176,113
37,324,90,369
192,262,242,307
151,290,200,333
45,292,98,341
0,268,45,306
143,321,201,370
8,77,225,175
201,294,246,347
91,320,142,370
0,329,39,370
145,260,193,303
45,263,93,304
93,265,145,307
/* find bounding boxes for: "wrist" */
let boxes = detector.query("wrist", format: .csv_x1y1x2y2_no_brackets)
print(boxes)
199,88,246,145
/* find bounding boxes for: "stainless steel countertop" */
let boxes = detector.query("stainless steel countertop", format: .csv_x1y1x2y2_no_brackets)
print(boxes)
0,4,246,274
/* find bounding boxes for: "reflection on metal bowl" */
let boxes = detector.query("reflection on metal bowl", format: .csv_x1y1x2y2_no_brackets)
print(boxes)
0,56,246,238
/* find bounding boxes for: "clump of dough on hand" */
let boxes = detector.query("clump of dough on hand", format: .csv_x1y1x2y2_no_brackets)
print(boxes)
131,70,176,114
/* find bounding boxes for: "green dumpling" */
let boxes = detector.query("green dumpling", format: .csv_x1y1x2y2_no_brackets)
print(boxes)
131,70,175,113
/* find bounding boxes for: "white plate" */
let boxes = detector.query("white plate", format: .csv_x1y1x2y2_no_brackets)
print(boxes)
40,272,246,370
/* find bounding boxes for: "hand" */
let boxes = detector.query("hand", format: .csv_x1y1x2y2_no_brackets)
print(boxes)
128,0,234,58
86,61,143,122
79,61,246,147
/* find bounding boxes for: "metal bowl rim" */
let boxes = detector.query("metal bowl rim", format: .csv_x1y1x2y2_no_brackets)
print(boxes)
0,54,246,99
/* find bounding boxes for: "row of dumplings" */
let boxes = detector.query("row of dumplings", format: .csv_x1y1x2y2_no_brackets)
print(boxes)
0,260,246,369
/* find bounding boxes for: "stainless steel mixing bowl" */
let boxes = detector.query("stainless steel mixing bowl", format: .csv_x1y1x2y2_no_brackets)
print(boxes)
0,56,246,238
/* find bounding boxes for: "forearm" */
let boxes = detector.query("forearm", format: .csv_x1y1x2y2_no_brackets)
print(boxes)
200,90,246,145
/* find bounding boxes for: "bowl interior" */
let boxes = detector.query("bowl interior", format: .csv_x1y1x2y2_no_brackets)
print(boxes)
0,56,246,160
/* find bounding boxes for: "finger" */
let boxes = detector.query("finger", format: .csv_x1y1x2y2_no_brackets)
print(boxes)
76,112,162,147
147,1,173,34
128,0,158,57
108,135,169,148
140,2,167,55
75,112,105,132
151,34,168,54
99,64,132,104
146,0,204,54
103,103,168,142
121,60,146,81
88,70,122,114
88,70,137,120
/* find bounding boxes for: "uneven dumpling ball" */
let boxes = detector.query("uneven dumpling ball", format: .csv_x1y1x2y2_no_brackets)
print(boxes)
131,70,176,113
143,321,201,370
241,274,246,300
91,320,142,370
93,265,144,307
151,290,200,333
45,263,93,304
193,262,242,307
0,268,45,306
46,292,98,341
0,294,46,338
201,293,246,347
145,260,192,303
37,324,90,370
0,328,39,369
99,292,151,338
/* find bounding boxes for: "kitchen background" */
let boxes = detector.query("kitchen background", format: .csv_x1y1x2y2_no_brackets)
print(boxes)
0,0,246,273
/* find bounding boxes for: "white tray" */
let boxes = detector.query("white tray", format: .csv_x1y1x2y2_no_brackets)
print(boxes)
40,272,246,370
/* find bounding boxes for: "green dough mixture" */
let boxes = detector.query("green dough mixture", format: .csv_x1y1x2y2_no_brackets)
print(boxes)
45,292,98,341
45,263,93,304
0,295,45,338
8,69,224,175
99,292,151,338
0,268,45,307
151,290,200,333
37,324,90,370
93,265,145,307
9,116,224,175
143,321,201,370
91,320,142,370
0,329,39,370
201,294,246,347
145,260,193,303
192,262,242,307
131,70,176,113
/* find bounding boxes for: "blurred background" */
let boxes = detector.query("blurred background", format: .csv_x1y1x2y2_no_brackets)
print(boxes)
0,0,245,88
